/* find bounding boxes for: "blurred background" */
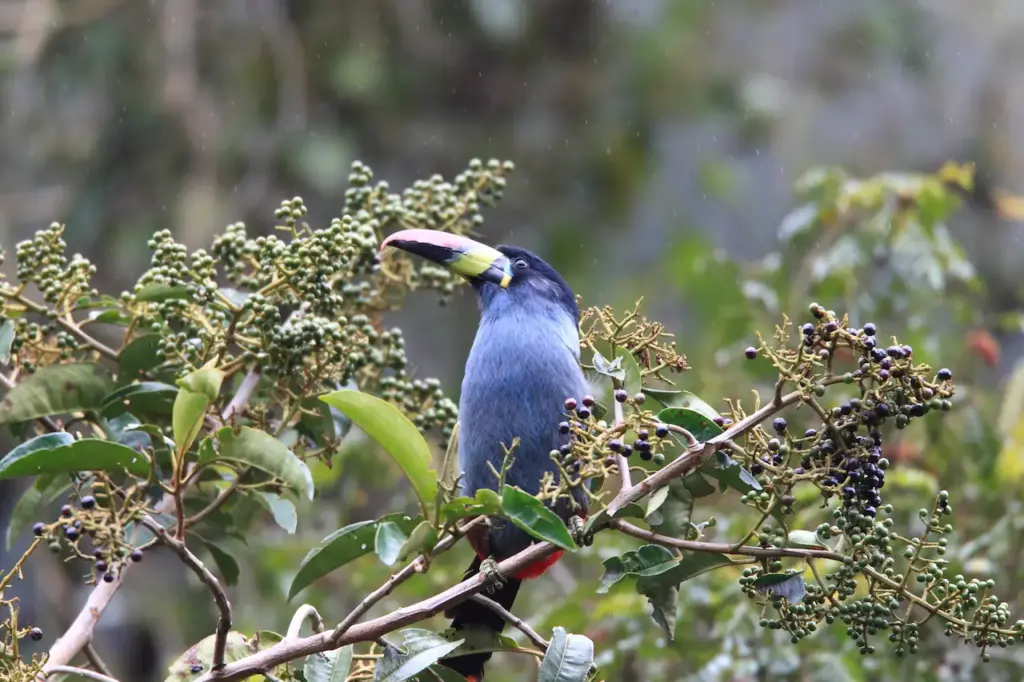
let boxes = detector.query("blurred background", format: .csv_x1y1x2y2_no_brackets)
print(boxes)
3,1,1024,681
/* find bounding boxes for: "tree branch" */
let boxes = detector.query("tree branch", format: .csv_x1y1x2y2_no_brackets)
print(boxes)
610,519,844,561
142,517,233,671
286,605,324,640
43,665,121,682
469,594,549,651
199,541,556,681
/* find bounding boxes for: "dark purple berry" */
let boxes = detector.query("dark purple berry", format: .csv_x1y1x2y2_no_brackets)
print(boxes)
634,439,651,452
563,398,577,412
879,369,890,381
824,321,838,334
581,395,595,408
29,627,43,641
64,528,79,541
637,428,650,441
576,407,591,420
713,416,725,427
130,549,144,563
102,572,115,583
639,449,653,461
93,549,105,559
558,421,570,434
744,346,757,359
95,560,108,573
750,463,763,475
772,418,787,433
80,495,96,510
621,444,633,457
613,389,628,403
886,345,902,359
793,467,805,475
863,323,877,336
937,368,952,381
608,439,622,452
191,665,204,674
32,522,45,536
60,505,73,518
559,444,571,456
802,323,815,336
654,424,668,438
804,428,817,438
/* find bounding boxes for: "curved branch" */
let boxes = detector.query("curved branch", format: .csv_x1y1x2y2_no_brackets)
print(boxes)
44,666,120,682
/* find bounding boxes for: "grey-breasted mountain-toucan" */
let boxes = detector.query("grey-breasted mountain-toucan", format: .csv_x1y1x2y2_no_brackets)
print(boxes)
382,229,590,681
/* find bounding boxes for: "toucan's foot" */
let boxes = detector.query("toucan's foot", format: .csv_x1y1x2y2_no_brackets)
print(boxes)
569,515,593,547
479,557,505,593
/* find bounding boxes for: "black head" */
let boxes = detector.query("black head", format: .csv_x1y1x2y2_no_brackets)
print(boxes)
475,245,578,321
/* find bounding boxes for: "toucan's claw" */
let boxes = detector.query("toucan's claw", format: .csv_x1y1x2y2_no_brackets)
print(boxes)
479,557,505,593
569,515,592,547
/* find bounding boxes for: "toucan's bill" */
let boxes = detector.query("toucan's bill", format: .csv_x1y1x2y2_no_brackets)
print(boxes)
381,228,512,288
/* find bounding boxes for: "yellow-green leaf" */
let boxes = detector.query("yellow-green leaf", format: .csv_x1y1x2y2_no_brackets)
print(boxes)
216,426,314,501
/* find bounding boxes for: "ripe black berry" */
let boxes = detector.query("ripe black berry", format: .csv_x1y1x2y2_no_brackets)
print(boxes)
64,528,79,541
575,407,591,420
563,398,577,412
32,522,45,536
639,450,653,461
772,418,787,433
801,323,815,336
744,346,757,359
654,424,668,438
80,495,96,510
886,345,902,359
608,439,622,452
581,395,595,408
621,444,633,457
60,505,73,518
558,421,570,434
29,627,43,641
637,428,650,441
559,444,571,456
95,560,108,573
613,389,628,403
713,416,725,427
937,368,952,381
130,549,144,563
862,323,877,336
102,572,115,583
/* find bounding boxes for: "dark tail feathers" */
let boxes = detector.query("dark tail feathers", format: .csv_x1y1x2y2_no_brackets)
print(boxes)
443,555,522,681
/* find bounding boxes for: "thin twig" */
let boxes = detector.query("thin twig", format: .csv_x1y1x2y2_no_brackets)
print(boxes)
222,366,261,422
610,520,843,561
612,398,632,493
83,642,114,677
198,540,559,682
327,518,484,646
469,594,549,651
142,517,232,671
286,605,325,640
43,665,120,682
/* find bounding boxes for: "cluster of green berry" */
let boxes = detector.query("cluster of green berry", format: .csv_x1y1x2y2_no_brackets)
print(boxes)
14,222,99,306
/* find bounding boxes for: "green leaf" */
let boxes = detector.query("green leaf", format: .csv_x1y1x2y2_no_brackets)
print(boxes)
645,583,679,641
641,387,683,407
668,551,736,583
537,627,594,682
0,363,114,424
614,346,643,396
646,477,711,537
101,381,178,418
500,486,576,551
172,389,210,456
591,350,625,381
0,434,150,480
439,488,504,524
320,389,438,517
136,282,191,302
304,646,354,682
597,544,678,593
375,521,409,566
117,335,163,385
216,426,314,501
288,514,422,600
375,629,465,682
752,572,807,603
0,320,14,364
202,540,240,586
255,491,298,534
163,631,257,681
5,473,70,550
787,529,827,549
397,521,439,563
179,365,224,401
582,502,645,535
87,308,133,326
656,407,723,443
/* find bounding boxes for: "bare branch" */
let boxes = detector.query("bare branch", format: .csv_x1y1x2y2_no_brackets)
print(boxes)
609,519,843,561
43,665,120,682
199,540,556,681
469,594,549,651
222,366,261,422
612,398,632,494
142,517,233,672
83,642,114,678
286,605,325,641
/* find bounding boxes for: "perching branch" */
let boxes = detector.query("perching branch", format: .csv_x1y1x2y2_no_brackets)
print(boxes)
43,665,121,682
286,605,325,640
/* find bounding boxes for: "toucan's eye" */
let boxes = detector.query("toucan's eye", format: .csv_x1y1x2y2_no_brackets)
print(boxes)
513,258,529,270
